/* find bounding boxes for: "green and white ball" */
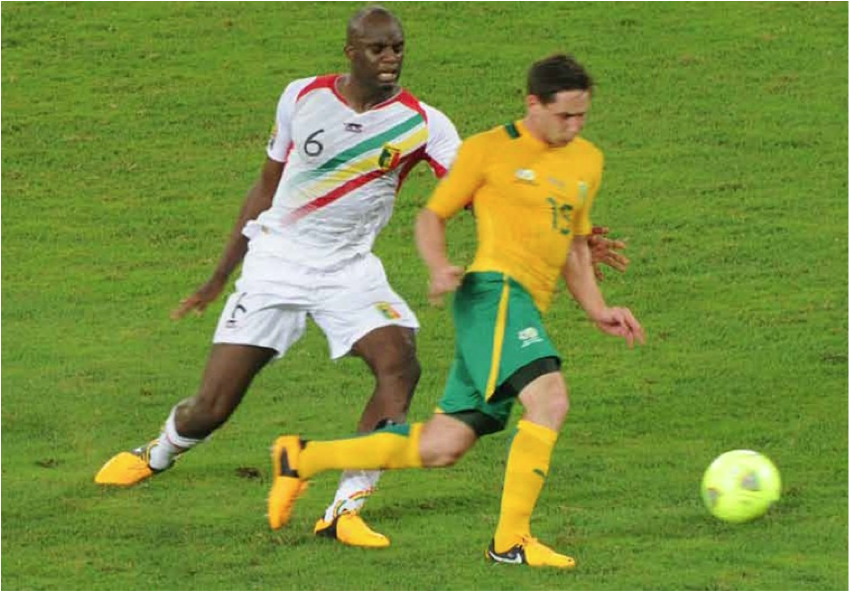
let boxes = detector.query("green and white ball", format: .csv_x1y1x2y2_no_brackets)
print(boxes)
701,450,781,523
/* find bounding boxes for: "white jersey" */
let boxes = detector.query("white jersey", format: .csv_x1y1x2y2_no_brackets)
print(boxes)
243,74,461,271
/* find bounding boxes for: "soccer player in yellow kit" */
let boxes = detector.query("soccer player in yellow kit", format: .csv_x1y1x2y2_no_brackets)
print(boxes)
266,54,644,568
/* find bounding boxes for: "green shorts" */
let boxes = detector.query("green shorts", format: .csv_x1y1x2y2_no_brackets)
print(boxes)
436,272,561,436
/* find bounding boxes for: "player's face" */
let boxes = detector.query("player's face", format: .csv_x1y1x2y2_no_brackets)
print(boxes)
347,19,405,91
530,90,591,147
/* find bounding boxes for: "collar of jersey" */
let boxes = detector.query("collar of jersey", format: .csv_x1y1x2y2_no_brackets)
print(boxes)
515,119,581,154
514,119,549,152
332,74,405,114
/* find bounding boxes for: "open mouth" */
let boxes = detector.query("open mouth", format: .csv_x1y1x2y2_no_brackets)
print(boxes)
377,71,398,83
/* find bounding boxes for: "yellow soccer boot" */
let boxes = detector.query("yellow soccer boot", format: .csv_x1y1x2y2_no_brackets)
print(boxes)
314,511,390,548
95,441,162,486
486,536,576,569
268,436,309,530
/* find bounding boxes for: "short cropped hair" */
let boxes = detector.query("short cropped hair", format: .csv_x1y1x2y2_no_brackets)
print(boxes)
527,54,594,104
347,5,402,42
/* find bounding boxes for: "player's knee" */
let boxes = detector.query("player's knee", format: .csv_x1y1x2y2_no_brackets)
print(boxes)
422,447,464,468
420,439,467,468
519,372,571,431
539,383,570,429
524,386,570,431
549,390,570,426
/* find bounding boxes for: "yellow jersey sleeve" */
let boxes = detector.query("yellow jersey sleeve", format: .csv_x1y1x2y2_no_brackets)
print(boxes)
425,137,487,220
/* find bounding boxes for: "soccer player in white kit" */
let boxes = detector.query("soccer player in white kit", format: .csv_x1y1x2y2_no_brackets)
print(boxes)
95,6,629,548
95,6,459,549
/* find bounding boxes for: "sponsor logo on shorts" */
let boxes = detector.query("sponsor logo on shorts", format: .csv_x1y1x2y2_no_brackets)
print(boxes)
226,293,248,328
518,327,543,348
376,302,402,320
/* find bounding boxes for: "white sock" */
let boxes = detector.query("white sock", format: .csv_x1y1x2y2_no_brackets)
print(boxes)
148,408,203,471
323,470,382,522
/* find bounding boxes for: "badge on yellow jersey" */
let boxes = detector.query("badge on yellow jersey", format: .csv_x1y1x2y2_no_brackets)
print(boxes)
578,180,589,205
515,168,537,184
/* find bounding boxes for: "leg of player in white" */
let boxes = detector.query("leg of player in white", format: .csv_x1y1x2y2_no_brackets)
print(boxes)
94,255,419,549
308,252,421,547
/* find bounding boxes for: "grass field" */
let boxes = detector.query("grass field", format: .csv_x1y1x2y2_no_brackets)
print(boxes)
2,2,847,590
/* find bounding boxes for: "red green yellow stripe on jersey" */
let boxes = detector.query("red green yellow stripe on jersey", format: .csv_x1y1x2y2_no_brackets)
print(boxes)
282,112,427,226
282,148,422,226
293,113,425,185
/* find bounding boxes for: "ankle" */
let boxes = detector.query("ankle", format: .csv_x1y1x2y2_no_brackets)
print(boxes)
148,409,203,470
493,531,526,552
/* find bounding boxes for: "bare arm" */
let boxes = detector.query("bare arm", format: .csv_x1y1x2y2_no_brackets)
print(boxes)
415,209,464,306
563,235,644,348
171,158,285,319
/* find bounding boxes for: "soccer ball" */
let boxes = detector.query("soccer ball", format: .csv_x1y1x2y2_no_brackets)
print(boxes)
701,450,781,523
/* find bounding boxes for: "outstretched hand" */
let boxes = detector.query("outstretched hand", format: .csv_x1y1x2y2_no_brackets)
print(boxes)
594,306,645,348
171,276,228,320
427,265,465,307
589,226,630,281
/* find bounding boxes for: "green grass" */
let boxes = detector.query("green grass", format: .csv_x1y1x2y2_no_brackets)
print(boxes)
2,2,847,590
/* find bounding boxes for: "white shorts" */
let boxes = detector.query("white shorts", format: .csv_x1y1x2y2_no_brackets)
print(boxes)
213,252,418,359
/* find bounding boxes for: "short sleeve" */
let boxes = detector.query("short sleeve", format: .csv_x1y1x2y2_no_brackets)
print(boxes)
421,103,461,178
425,135,487,220
266,77,315,162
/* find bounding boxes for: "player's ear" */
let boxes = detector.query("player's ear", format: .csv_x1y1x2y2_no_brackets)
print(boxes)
343,44,356,62
526,94,541,112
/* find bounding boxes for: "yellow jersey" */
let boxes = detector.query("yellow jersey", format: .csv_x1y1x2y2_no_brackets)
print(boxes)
426,119,604,312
